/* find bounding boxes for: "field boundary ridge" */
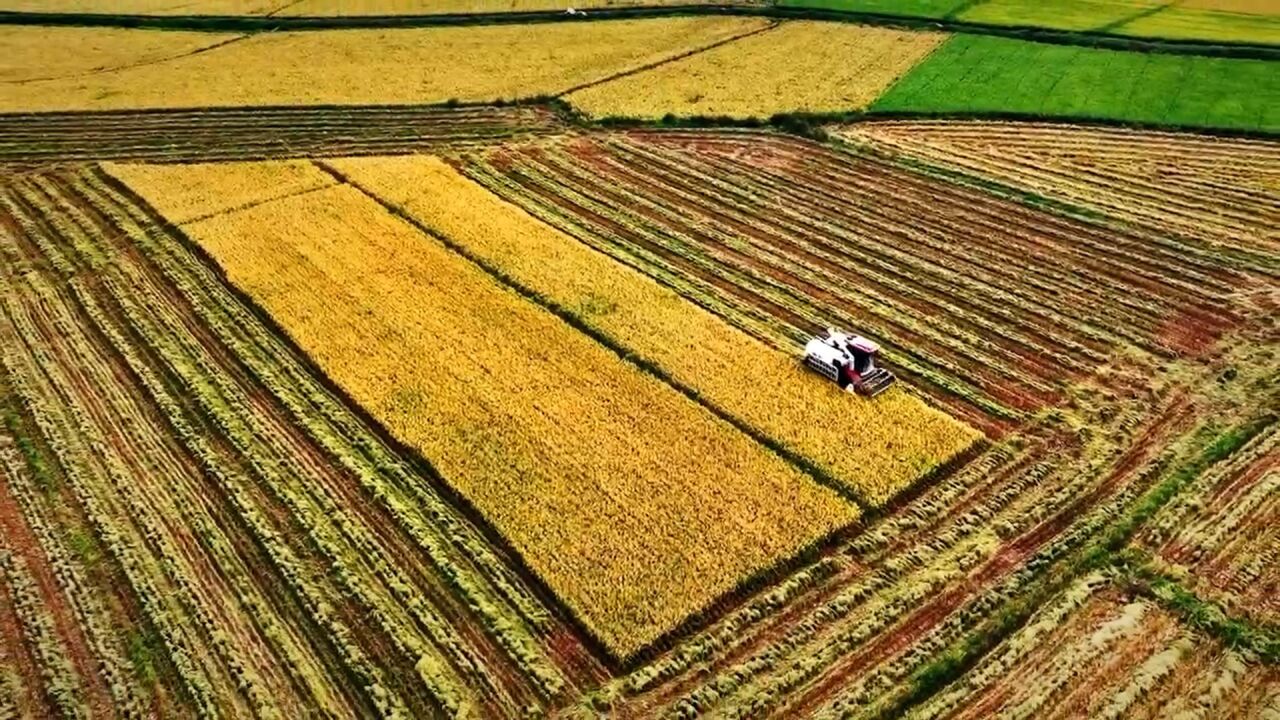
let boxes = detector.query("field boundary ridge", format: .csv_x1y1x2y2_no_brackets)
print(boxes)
0,5,1277,59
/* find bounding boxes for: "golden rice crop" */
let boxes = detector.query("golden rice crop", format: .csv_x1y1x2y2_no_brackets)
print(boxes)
326,155,981,506
149,179,858,660
0,26,238,83
567,21,947,119
1,17,768,112
103,160,335,223
278,0,731,14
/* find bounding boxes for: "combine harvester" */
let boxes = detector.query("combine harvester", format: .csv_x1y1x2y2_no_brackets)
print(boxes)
802,328,896,397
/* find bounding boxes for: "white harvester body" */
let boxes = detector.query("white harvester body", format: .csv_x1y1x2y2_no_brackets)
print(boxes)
801,328,896,397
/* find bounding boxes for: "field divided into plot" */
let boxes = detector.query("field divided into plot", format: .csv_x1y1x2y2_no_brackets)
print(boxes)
114,163,868,660
1138,424,1279,627
840,121,1280,258
0,18,769,112
319,153,979,507
0,166,615,717
0,105,568,165
461,130,1268,435
872,34,1280,132
910,574,1280,719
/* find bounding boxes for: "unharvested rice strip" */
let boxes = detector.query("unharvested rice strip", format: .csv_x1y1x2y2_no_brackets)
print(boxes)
531,143,1066,403
77,170,601,699
466,152,1011,428
620,141,1121,370
463,157,1019,428
494,154,1043,415
81,166,557,640
584,140,1082,389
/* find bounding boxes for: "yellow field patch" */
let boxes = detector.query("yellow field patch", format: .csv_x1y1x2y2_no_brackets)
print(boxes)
278,0,730,13
113,169,859,659
566,21,947,119
1,17,768,112
0,26,238,83
0,0,278,12
103,160,335,223
326,154,980,506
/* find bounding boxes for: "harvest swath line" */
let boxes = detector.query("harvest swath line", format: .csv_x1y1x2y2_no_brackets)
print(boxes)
0,104,568,166
0,166,616,716
840,120,1280,259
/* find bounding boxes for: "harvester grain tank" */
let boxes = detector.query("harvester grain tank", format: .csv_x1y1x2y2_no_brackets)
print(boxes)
802,328,896,397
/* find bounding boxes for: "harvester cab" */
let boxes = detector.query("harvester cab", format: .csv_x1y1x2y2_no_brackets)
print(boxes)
802,328,897,397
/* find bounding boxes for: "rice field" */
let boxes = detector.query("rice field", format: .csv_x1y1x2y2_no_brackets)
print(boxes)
0,8,1277,720
871,34,1280,132
0,17,769,112
566,22,947,119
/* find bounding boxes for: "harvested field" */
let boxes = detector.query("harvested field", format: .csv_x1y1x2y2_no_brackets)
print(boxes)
565,22,947,119
838,120,1280,256
0,18,769,112
910,574,1280,719
113,170,860,660
460,130,1272,435
0,104,567,166
1138,424,1279,626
